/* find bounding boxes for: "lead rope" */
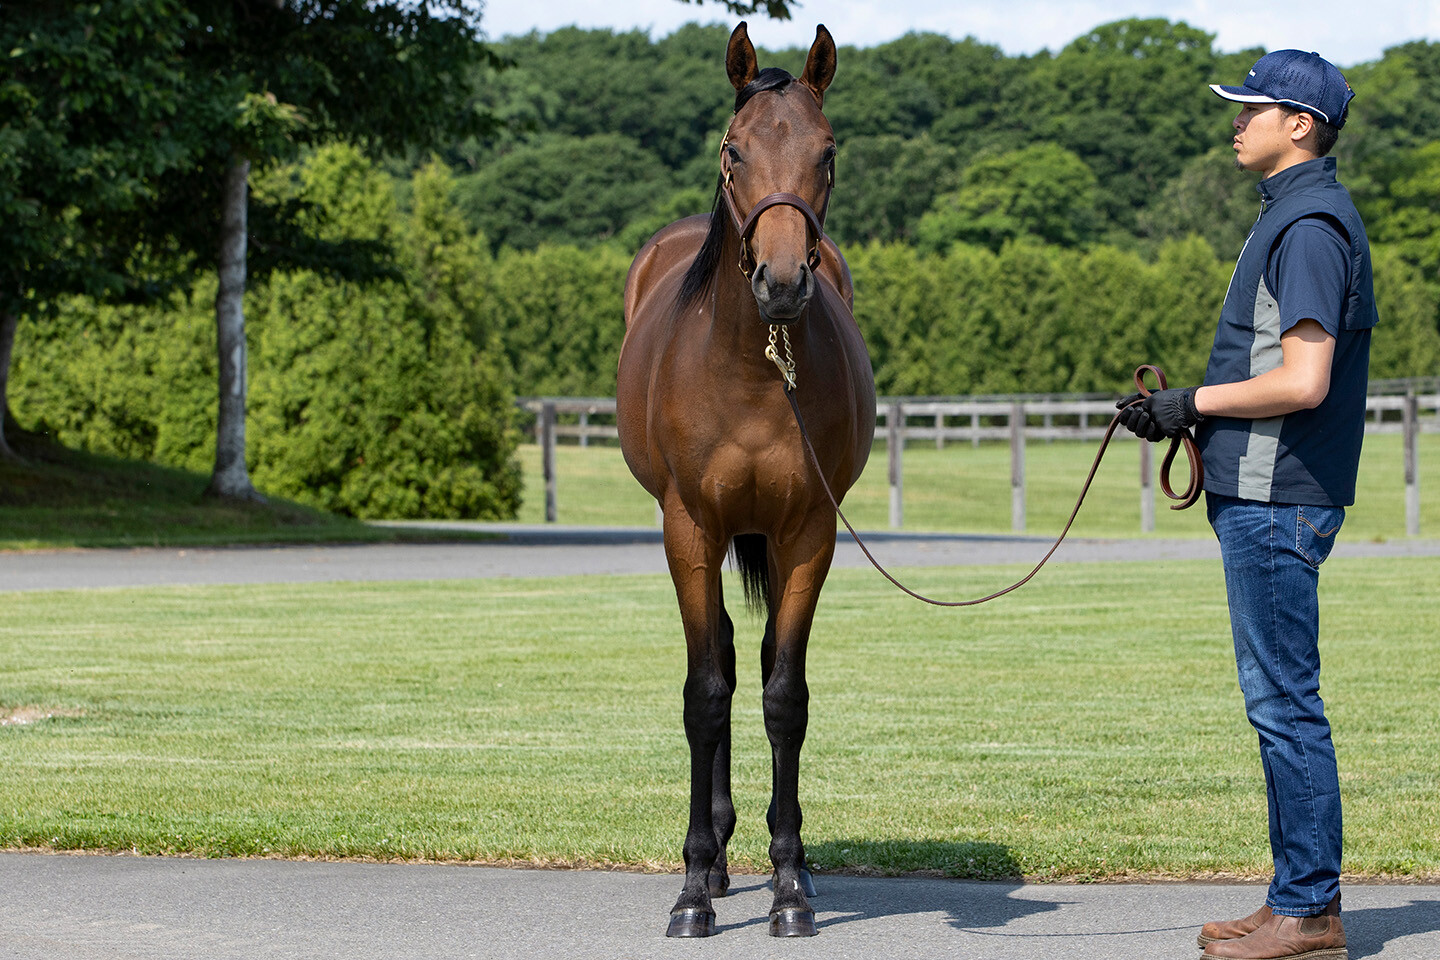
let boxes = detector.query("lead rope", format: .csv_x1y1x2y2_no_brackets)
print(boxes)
778,361,1203,607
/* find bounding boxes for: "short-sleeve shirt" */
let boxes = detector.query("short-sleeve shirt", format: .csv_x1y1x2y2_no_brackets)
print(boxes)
1195,157,1377,507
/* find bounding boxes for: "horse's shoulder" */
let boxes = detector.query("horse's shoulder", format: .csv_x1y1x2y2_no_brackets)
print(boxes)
816,235,853,309
624,215,710,325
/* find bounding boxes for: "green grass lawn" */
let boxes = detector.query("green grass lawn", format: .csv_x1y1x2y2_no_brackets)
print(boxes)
516,432,1440,541
3,558,1436,880
0,429,493,550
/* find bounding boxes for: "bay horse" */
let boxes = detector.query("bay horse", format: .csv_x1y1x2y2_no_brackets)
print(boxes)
616,22,876,939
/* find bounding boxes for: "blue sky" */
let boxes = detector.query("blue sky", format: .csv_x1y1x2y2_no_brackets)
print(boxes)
480,0,1438,68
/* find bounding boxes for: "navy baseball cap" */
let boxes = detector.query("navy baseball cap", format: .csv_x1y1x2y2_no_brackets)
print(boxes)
1210,49,1355,128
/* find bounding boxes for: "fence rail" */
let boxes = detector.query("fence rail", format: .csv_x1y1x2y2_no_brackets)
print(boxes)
517,383,1440,534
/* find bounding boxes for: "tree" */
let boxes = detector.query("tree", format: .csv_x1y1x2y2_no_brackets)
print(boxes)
916,143,1100,253
824,135,961,246
1135,145,1261,258
674,0,794,17
1017,18,1253,234
140,0,502,501
454,134,674,250
0,0,199,461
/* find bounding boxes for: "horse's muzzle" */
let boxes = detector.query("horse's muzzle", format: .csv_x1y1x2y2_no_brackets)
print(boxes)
751,261,813,323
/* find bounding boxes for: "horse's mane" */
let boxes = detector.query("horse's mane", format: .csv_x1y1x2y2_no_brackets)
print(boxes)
676,67,797,310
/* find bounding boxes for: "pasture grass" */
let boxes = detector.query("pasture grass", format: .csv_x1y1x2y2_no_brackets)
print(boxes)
3,557,1437,880
515,432,1440,541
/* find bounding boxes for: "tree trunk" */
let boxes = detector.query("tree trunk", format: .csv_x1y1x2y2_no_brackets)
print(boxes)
203,155,265,502
0,309,19,462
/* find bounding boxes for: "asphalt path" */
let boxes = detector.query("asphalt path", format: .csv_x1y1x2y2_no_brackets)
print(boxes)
6,522,1440,592
5,527,1440,958
2,853,1438,960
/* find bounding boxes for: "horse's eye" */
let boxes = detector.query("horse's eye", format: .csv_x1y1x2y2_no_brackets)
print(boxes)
726,145,742,165
821,145,836,165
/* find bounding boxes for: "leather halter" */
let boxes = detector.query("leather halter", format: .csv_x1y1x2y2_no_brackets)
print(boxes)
719,136,834,281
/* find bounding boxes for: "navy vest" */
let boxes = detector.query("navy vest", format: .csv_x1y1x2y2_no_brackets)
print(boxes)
1196,157,1378,506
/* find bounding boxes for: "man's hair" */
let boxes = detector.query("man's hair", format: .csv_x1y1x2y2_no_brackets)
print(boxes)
1279,104,1340,156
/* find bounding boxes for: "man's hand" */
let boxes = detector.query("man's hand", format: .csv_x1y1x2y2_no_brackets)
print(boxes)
1116,387,1205,442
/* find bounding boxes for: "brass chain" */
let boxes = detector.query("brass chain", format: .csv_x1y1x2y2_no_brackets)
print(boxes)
765,324,797,391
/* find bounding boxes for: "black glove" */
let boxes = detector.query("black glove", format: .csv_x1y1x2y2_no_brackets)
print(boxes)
1116,387,1204,442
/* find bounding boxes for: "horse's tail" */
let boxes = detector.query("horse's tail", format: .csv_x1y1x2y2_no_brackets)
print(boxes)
730,533,771,618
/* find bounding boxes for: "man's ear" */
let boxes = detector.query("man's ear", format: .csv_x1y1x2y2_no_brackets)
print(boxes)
1290,110,1316,146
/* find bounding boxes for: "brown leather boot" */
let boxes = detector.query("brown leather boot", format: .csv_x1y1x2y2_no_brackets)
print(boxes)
1201,912,1347,960
1198,904,1273,948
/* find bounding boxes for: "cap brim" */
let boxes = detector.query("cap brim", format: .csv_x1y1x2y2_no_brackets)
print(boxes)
1209,83,1278,104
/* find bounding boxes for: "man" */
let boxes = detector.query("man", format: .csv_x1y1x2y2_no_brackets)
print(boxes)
1118,50,1377,960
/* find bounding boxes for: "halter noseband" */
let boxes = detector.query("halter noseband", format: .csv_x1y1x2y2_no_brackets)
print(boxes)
718,131,834,281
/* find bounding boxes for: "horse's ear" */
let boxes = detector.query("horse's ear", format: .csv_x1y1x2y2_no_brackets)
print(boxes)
800,24,836,106
726,22,758,93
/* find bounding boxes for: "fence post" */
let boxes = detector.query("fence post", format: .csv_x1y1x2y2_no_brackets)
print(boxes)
1405,393,1420,536
971,411,981,449
936,412,945,450
889,402,904,528
1010,401,1025,532
578,411,589,448
1140,438,1155,533
541,401,557,523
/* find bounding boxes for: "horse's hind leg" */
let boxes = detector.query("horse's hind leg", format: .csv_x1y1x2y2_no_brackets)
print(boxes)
708,602,738,899
661,502,730,938
762,520,835,937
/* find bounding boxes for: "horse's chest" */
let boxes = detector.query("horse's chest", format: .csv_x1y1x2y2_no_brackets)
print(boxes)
668,426,811,526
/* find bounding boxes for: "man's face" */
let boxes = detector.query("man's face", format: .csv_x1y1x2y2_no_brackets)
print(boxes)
1231,102,1304,175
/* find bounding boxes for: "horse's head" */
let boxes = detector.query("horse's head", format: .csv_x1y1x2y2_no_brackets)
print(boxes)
721,22,836,324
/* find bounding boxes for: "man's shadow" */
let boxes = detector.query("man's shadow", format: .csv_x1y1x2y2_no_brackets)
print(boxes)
716,839,1440,954
1345,898,1440,959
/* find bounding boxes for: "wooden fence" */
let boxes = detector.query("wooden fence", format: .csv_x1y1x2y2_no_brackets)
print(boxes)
517,378,1440,534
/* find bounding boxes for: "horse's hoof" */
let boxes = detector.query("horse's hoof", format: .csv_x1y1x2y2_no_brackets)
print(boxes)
771,868,818,898
708,872,730,899
666,908,716,938
769,907,818,937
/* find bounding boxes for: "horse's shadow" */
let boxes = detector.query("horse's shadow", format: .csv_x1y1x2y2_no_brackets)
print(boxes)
1345,898,1440,959
716,840,1057,934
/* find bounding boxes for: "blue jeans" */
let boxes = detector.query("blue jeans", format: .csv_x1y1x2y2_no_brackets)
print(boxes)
1206,492,1345,916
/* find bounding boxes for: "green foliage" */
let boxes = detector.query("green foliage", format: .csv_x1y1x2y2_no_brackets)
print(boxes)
488,245,634,396
1018,19,1254,233
916,144,1101,253
826,135,962,246
1135,145,1259,257
849,236,1230,397
1362,142,1440,276
1369,246,1440,380
0,0,201,314
454,134,673,250
12,149,521,520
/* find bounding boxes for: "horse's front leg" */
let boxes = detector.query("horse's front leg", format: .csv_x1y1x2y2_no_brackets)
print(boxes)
708,603,738,900
763,518,835,937
661,501,730,938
